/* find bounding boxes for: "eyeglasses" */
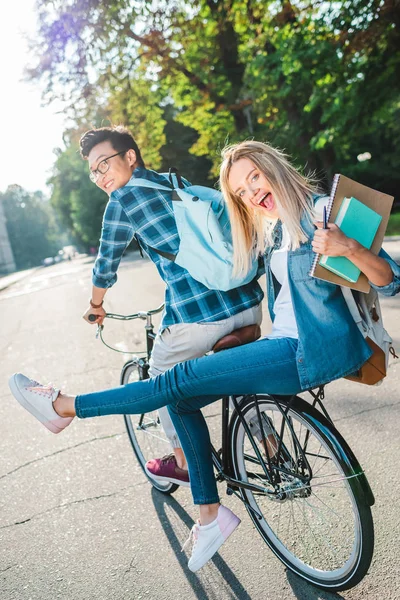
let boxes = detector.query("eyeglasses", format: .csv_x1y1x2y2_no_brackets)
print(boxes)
89,151,126,182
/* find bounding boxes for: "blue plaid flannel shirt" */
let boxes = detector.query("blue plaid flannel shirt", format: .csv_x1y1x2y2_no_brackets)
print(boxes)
93,166,264,328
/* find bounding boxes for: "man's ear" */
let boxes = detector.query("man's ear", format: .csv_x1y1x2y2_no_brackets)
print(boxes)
127,148,137,168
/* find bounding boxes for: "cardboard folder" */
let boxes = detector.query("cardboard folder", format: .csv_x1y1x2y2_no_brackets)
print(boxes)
310,174,394,293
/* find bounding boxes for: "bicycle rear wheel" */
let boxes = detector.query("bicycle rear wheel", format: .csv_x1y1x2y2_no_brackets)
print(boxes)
230,395,374,592
122,360,178,494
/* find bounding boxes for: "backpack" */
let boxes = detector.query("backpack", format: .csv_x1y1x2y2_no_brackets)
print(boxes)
125,169,259,291
342,286,397,385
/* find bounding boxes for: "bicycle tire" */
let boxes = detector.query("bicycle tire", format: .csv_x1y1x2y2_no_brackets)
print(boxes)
229,394,374,592
122,360,179,495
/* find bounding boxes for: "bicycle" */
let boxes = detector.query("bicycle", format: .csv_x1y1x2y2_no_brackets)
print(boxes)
91,305,375,592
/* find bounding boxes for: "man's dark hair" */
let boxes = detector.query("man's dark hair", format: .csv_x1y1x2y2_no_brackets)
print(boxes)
79,125,145,167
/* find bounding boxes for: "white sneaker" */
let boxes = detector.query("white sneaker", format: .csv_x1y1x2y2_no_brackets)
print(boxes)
8,373,73,434
184,505,241,572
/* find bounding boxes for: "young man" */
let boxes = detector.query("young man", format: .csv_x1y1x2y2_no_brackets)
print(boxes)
80,126,264,487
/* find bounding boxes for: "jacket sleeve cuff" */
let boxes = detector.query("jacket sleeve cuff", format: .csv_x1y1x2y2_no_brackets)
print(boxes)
92,272,117,288
369,248,400,296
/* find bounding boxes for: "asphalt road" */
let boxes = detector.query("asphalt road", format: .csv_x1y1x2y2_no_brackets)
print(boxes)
0,253,399,600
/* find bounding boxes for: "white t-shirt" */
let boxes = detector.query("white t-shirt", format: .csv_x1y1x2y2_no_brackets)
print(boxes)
268,224,299,340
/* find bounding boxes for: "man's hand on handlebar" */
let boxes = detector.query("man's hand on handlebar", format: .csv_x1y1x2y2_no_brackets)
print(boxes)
83,304,106,325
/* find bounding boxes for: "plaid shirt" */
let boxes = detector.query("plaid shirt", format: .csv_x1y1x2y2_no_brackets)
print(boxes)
93,166,263,327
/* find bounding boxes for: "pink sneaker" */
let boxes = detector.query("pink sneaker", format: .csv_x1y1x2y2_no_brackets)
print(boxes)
145,454,190,487
183,505,241,572
8,373,73,434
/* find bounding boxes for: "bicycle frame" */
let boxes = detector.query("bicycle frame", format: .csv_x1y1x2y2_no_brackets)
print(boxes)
210,393,314,500
210,395,274,496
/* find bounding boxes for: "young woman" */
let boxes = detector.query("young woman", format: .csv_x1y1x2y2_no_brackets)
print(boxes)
9,141,400,573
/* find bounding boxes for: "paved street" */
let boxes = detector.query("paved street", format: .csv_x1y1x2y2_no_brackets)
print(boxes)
0,253,399,600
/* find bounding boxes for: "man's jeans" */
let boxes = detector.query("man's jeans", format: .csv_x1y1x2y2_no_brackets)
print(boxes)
148,304,263,448
76,336,301,505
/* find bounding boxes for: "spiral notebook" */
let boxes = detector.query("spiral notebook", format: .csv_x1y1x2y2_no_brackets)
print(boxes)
309,174,394,292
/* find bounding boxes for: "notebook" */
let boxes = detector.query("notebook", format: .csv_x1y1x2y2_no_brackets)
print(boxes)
318,197,382,283
309,174,394,292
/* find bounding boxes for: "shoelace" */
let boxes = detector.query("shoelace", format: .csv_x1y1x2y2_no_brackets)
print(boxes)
25,382,56,398
160,453,176,465
181,522,199,552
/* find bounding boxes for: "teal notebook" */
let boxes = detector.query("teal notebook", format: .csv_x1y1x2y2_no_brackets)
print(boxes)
319,196,382,283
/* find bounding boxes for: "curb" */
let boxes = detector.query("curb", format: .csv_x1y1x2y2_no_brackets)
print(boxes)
0,267,41,292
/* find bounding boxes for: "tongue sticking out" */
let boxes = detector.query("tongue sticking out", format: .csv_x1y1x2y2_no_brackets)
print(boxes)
260,193,272,209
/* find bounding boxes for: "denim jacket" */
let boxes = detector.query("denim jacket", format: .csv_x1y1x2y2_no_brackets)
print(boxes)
263,211,400,390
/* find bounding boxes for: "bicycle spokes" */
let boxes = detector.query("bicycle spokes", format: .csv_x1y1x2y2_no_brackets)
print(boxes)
231,397,371,583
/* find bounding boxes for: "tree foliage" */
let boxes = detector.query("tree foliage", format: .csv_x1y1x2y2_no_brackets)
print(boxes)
49,138,108,247
1,186,68,269
30,0,400,194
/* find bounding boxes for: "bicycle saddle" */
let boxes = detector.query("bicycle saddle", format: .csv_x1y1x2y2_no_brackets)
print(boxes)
212,324,261,353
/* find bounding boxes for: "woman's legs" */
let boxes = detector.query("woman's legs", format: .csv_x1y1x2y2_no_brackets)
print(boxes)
57,337,299,505
73,338,299,415
19,338,300,505
166,338,300,509
52,388,222,517
10,337,300,570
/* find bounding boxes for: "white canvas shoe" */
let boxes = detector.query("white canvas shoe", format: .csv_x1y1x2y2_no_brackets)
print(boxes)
184,505,241,572
9,373,73,434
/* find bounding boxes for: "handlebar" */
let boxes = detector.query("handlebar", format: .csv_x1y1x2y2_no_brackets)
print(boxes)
88,303,165,324
88,303,165,355
105,303,165,321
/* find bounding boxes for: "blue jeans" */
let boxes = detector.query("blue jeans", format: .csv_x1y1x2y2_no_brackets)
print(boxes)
75,337,301,505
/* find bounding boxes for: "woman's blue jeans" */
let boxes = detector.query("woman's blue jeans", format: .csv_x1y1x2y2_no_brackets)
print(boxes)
75,337,301,505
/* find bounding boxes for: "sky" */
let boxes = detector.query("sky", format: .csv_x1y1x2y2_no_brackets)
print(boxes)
0,1,66,195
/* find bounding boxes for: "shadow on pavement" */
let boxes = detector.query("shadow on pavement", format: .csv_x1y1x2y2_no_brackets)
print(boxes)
151,487,252,599
286,569,345,600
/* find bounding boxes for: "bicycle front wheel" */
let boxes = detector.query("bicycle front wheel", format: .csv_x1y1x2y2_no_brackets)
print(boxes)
230,395,374,592
122,361,178,495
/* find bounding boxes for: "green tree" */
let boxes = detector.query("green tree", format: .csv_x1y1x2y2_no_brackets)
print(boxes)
29,0,400,192
1,185,67,269
49,139,108,248
158,104,213,185
27,0,249,174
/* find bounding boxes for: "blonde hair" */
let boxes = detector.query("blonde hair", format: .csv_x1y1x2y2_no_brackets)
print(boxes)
219,140,320,275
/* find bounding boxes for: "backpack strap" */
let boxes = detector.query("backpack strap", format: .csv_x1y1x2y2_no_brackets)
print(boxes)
125,177,171,192
341,287,366,333
151,247,176,261
134,232,176,263
126,173,185,203
168,167,185,189
125,169,191,263
127,177,179,263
